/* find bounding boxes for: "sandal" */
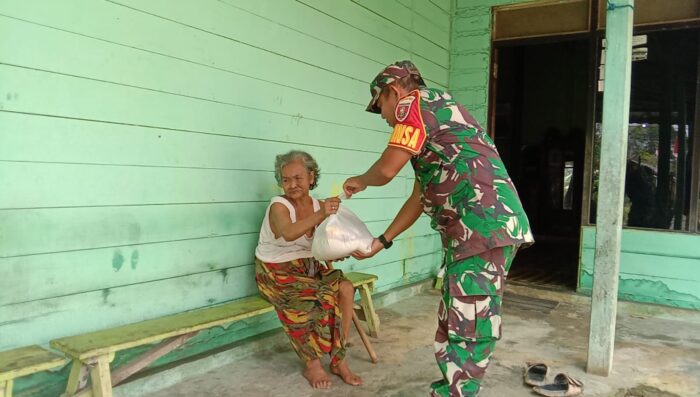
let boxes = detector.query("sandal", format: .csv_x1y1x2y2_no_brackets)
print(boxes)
523,362,549,386
532,373,583,396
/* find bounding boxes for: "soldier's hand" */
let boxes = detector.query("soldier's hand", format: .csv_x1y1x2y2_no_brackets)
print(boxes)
343,176,367,198
351,238,383,260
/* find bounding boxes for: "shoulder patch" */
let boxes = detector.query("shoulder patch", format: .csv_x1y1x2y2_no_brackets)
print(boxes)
395,95,415,122
388,90,427,155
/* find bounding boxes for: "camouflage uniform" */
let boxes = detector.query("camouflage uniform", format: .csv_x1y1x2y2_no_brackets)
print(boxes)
367,61,534,397
255,258,347,366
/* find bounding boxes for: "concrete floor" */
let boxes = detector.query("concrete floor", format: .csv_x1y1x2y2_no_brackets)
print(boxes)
140,282,700,397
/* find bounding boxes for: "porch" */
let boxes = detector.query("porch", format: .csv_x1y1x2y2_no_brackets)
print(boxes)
128,281,700,397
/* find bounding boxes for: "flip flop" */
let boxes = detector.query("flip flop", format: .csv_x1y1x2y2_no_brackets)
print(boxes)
524,362,549,386
532,373,584,396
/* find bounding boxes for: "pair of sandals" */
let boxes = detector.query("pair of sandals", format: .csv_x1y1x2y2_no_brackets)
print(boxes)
524,363,583,396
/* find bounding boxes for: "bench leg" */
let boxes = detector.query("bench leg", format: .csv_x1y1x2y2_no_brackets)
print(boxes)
0,379,13,397
111,332,196,387
89,354,114,397
352,312,378,363
63,359,90,396
358,284,380,337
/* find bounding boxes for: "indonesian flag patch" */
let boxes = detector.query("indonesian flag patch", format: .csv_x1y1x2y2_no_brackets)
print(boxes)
388,90,427,155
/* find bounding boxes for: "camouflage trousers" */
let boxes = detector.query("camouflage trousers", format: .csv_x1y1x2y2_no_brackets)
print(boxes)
255,257,347,365
431,245,518,397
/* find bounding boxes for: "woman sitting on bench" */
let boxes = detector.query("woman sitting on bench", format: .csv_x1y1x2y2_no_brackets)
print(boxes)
254,150,363,389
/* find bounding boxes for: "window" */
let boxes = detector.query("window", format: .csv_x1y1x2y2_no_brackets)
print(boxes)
590,29,699,232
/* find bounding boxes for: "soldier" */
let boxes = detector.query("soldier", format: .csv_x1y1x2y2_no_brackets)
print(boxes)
343,61,534,397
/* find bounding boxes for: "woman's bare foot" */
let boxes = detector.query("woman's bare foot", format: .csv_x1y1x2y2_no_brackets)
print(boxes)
303,359,332,389
330,360,363,386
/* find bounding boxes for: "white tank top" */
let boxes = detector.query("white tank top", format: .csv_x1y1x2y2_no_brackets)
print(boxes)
255,196,320,263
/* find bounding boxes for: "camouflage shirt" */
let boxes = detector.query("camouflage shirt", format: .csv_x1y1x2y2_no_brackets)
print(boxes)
387,88,534,262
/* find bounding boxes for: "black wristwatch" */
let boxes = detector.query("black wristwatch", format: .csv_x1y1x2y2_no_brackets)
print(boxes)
378,234,393,249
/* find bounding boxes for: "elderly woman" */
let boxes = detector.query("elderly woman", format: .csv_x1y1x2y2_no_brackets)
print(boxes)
255,150,362,389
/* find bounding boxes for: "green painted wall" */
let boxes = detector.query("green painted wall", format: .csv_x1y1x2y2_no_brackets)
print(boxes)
0,1,450,395
450,0,526,128
579,226,700,310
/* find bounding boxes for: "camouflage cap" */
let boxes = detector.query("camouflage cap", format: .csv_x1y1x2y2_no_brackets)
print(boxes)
366,60,426,113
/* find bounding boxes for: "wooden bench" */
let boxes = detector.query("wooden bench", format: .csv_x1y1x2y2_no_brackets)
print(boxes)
346,272,380,337
0,345,66,397
50,272,379,397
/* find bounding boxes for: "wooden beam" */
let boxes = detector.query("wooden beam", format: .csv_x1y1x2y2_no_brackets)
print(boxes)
50,296,274,360
89,355,113,397
656,55,674,228
111,332,196,387
358,284,380,338
0,345,66,382
689,33,700,233
580,0,601,228
674,82,687,230
351,313,378,364
63,361,89,396
0,379,12,397
587,0,634,376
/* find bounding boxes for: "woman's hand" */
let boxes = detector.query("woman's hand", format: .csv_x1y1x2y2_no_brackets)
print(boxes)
343,176,367,198
351,238,383,260
321,196,341,217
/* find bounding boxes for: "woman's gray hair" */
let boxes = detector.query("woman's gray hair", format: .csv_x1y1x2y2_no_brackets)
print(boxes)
274,150,321,190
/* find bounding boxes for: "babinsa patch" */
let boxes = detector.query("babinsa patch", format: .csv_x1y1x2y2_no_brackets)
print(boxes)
395,95,415,122
388,90,427,155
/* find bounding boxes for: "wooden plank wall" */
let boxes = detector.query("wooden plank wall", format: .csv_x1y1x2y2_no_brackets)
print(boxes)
450,0,526,127
579,226,700,310
0,1,451,393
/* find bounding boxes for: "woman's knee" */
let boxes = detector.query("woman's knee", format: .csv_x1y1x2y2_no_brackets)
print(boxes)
339,280,354,298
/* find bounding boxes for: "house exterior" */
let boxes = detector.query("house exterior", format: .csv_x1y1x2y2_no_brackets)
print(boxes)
1,0,698,395
451,0,700,310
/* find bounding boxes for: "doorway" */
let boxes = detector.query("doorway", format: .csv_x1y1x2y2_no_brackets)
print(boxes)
493,39,592,289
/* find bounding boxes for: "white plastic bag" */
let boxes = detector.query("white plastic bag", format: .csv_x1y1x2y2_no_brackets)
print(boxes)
312,206,373,260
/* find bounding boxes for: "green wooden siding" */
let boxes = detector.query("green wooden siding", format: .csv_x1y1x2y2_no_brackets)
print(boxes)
0,1,450,395
450,0,527,128
579,226,700,310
